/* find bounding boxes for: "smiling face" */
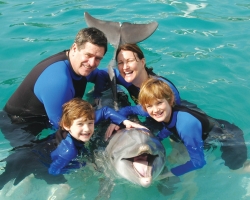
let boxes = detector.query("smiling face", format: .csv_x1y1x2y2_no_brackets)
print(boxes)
138,77,175,123
60,98,95,142
117,50,146,86
145,99,172,123
105,128,166,187
70,42,105,76
63,117,94,142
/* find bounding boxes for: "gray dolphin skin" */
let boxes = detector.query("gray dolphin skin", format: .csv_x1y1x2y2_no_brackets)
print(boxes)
105,128,166,188
84,12,158,110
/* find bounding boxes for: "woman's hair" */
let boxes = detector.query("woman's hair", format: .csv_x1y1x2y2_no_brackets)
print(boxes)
138,77,175,110
74,27,108,54
59,98,95,129
115,43,145,61
115,43,155,74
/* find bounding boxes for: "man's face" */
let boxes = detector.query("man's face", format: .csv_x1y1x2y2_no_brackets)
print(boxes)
70,42,105,76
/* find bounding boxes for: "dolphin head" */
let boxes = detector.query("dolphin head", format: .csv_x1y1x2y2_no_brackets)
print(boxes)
105,128,166,187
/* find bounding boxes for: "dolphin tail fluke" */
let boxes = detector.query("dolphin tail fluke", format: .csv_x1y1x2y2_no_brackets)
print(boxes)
120,22,158,44
84,11,158,46
84,12,121,47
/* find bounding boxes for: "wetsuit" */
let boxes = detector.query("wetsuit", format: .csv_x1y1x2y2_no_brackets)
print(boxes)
119,105,247,175
112,68,180,105
48,106,127,175
4,50,107,129
96,68,181,118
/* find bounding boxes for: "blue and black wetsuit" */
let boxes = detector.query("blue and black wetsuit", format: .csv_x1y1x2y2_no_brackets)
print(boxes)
112,68,180,105
120,105,247,175
48,106,127,175
4,50,107,129
96,68,180,118
95,68,181,105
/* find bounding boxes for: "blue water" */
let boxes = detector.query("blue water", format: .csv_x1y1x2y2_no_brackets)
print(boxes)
1,0,250,199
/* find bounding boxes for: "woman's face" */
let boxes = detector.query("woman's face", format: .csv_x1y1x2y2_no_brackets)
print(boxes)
117,50,145,84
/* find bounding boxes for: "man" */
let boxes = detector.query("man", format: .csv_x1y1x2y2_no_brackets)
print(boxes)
4,27,108,129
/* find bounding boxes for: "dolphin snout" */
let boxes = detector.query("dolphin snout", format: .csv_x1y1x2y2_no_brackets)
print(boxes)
140,177,152,188
138,144,152,155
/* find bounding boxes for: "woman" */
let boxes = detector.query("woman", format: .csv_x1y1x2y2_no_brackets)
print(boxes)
97,44,181,139
113,43,180,105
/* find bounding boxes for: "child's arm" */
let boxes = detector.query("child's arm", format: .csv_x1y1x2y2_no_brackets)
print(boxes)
96,106,148,140
169,113,206,176
49,135,78,175
118,104,150,118
95,106,127,125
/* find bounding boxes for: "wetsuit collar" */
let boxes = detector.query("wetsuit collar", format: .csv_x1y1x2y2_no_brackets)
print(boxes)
67,133,85,149
65,49,82,80
162,110,177,129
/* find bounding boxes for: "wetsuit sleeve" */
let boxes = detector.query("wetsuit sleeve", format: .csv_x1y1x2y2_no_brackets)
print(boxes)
49,135,77,175
86,68,110,99
118,105,150,118
94,106,127,125
170,112,206,176
89,68,132,98
158,77,181,105
34,62,73,129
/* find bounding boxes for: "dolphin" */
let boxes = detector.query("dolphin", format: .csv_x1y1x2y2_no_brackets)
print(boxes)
84,12,158,110
104,128,166,188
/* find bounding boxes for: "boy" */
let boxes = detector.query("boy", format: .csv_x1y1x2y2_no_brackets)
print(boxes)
119,77,248,178
49,98,145,175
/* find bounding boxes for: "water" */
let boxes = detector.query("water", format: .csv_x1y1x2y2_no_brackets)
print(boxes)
1,0,250,199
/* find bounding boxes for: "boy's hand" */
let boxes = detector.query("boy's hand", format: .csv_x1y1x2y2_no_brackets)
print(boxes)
105,123,120,141
123,120,149,130
105,121,149,141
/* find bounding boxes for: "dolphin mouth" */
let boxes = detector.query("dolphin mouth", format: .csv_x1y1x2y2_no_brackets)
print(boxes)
123,153,158,178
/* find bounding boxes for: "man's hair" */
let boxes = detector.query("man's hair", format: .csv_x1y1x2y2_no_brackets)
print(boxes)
60,98,95,129
74,27,108,54
138,77,175,110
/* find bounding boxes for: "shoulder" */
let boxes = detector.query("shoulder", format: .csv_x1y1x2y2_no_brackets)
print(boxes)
36,61,71,87
56,135,78,159
176,111,202,130
177,111,200,123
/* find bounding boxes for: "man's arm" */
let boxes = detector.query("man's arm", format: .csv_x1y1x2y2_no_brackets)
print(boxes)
34,62,74,128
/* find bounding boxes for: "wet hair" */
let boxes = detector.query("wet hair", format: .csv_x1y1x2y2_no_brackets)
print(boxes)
116,43,144,61
138,77,175,111
115,43,155,75
59,98,95,129
74,27,108,54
